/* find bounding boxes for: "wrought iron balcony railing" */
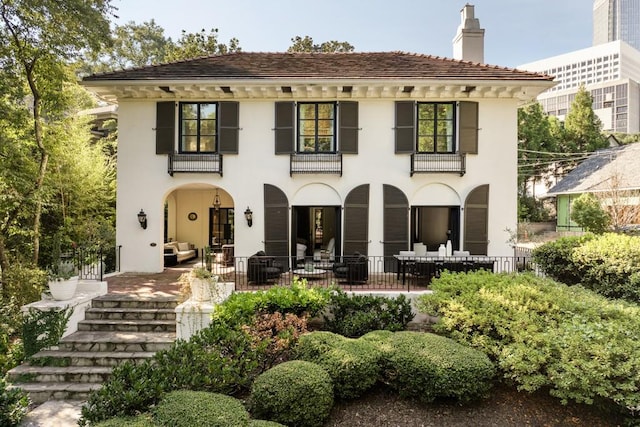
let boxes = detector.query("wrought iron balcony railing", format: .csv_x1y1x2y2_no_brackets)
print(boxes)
290,153,342,176
410,153,466,176
168,153,223,176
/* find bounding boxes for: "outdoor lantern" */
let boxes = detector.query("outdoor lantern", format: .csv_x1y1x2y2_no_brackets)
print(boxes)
137,209,147,229
213,189,221,211
244,207,253,227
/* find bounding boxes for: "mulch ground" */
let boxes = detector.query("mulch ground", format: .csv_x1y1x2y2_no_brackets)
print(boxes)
326,383,624,427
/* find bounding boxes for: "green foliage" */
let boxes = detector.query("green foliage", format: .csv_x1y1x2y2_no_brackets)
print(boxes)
295,331,381,400
379,331,495,403
518,195,551,222
573,233,640,301
249,360,334,427
0,299,25,376
287,35,354,52
94,414,154,427
22,307,73,358
417,271,640,414
532,234,595,285
152,390,249,427
571,193,610,233
563,86,607,153
0,377,30,427
322,288,414,337
2,264,47,307
213,278,330,327
249,421,286,427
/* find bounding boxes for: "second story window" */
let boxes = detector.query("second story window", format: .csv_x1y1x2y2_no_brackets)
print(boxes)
180,103,217,153
298,102,336,152
417,102,455,153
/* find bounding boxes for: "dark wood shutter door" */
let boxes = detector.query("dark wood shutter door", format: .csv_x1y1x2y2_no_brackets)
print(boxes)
394,101,415,154
459,101,478,154
264,184,289,259
339,101,359,154
383,184,409,272
156,102,175,154
343,184,369,255
274,102,294,154
218,102,239,154
464,184,489,255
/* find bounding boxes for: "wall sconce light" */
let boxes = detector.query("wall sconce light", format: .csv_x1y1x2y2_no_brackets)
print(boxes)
244,206,253,227
137,209,147,229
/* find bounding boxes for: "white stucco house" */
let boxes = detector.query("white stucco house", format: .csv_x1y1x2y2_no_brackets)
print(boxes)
81,49,553,274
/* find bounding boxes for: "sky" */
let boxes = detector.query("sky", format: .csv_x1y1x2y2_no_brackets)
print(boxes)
113,0,593,68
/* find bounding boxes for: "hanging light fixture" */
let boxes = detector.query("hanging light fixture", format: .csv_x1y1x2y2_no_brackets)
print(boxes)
213,189,221,211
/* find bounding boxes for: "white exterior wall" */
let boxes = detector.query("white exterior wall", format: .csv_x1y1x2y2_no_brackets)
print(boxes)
116,98,519,273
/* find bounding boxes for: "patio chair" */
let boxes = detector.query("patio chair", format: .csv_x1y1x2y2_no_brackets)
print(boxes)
247,251,282,284
333,252,368,284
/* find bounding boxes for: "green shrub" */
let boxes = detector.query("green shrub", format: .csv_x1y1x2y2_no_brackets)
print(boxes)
0,377,30,427
94,414,154,427
2,264,47,307
379,331,495,402
295,331,381,399
0,299,25,376
249,360,333,427
418,271,640,414
213,278,330,327
532,234,594,285
573,233,640,302
570,193,610,233
22,307,73,358
323,288,414,337
249,421,286,427
152,390,249,427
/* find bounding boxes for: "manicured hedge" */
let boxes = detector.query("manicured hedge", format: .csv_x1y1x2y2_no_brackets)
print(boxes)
249,360,333,427
295,331,382,399
152,390,249,427
94,414,154,427
532,234,594,285
249,421,286,427
418,271,640,415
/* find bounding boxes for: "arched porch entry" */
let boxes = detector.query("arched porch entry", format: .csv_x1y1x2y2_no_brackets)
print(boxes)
164,183,234,253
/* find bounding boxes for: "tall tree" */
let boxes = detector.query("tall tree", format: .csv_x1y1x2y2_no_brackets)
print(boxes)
518,102,558,193
288,36,354,53
165,28,240,62
563,86,607,153
0,0,114,272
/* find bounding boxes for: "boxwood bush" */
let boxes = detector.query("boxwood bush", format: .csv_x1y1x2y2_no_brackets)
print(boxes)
249,360,333,427
0,377,29,427
418,271,640,416
294,331,381,399
94,414,154,427
322,288,414,337
153,390,249,427
249,421,286,427
379,331,495,402
532,234,594,285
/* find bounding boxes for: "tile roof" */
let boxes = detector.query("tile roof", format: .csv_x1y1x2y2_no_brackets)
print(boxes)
547,143,640,194
83,51,553,82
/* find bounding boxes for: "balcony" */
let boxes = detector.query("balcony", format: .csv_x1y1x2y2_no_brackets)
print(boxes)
410,153,466,176
290,153,342,176
168,153,223,176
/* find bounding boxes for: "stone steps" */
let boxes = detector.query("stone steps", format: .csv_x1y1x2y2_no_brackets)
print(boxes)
8,294,178,403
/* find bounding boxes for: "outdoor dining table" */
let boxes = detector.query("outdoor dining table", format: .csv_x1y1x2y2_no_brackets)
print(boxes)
394,254,495,286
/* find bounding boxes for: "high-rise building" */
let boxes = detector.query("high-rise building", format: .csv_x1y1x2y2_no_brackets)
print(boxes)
593,0,640,51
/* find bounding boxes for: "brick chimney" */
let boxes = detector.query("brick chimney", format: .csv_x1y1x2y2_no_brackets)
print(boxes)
452,4,485,63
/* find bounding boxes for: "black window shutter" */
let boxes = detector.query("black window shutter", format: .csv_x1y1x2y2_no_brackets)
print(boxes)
339,101,359,154
218,101,239,154
383,184,409,272
394,101,415,154
459,101,478,154
274,102,294,154
343,184,369,255
264,184,289,260
156,102,175,154
464,184,489,255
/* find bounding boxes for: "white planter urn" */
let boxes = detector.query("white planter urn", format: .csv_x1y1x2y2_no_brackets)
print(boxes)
48,276,79,301
190,278,213,302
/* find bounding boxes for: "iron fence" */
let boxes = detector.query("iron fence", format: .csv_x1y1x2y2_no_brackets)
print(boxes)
168,153,223,176
201,253,541,292
72,245,120,281
290,153,342,176
410,153,466,176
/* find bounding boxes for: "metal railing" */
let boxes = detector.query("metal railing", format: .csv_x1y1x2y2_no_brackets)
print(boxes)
168,153,223,176
410,153,466,176
202,254,540,292
290,153,342,176
71,245,120,281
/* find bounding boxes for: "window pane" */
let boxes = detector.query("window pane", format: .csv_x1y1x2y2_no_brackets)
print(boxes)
181,135,198,152
299,104,316,120
436,136,453,152
318,137,333,151
200,136,216,152
436,120,453,136
437,104,454,120
418,136,434,152
418,104,435,119
417,120,434,137
299,119,316,137
181,104,198,119
200,120,216,135
182,120,198,135
200,104,216,120
317,103,334,119
300,137,315,152
317,119,334,136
